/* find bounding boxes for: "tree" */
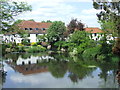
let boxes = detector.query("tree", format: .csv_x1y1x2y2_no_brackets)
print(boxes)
93,0,120,55
69,31,91,45
0,0,32,33
7,19,28,36
67,18,84,34
47,21,66,43
37,34,47,42
41,20,52,23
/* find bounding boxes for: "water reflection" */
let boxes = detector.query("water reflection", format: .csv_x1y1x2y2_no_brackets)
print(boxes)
1,53,119,88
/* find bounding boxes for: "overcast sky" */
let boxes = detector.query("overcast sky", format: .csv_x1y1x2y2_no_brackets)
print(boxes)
14,0,102,28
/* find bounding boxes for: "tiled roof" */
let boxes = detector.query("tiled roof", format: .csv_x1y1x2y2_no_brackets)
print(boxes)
18,21,52,29
17,21,52,34
85,27,103,33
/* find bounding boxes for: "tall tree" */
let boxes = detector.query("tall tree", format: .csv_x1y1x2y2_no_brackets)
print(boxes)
67,18,84,34
0,0,32,33
47,21,66,43
93,0,120,55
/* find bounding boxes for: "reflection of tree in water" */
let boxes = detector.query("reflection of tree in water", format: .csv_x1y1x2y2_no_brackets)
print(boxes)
20,53,32,59
98,62,118,82
97,61,119,88
4,53,19,62
3,52,120,86
68,72,78,83
68,60,96,83
48,60,68,78
0,63,7,88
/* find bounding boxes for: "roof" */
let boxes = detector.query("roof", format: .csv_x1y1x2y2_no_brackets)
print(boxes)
84,27,103,33
5,61,48,75
17,21,52,34
18,21,52,29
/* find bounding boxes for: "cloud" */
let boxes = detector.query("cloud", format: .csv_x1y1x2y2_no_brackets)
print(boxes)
81,8,101,15
13,0,100,27
14,0,93,3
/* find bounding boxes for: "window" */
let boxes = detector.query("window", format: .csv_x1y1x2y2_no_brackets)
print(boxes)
29,28,33,30
36,34,38,37
25,28,28,30
36,28,39,30
94,33,97,36
42,28,45,30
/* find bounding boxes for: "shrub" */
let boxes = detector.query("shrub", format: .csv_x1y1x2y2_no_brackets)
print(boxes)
82,45,101,60
21,39,30,46
111,56,120,62
97,54,106,60
31,42,37,46
26,45,46,53
18,43,24,46
18,46,25,52
5,43,12,48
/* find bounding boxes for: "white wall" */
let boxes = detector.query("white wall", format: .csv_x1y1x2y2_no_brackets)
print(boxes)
28,34,38,43
3,33,115,44
16,56,54,65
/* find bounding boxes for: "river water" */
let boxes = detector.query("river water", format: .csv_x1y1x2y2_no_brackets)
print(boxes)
0,52,119,88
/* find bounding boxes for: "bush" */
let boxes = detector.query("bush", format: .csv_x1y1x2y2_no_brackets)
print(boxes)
5,43,12,48
18,46,25,52
82,45,101,60
26,45,46,53
111,56,120,62
97,54,106,60
31,42,37,46
21,39,30,46
18,43,24,46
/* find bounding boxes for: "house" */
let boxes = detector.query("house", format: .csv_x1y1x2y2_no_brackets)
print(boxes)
84,27,114,42
85,27,104,41
2,21,114,44
5,55,55,75
3,21,52,43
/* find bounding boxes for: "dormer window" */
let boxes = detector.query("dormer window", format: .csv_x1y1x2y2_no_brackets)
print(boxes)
36,28,39,30
25,28,28,30
42,28,45,30
30,28,33,30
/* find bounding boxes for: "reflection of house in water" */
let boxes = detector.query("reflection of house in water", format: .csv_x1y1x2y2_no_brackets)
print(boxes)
5,55,55,75
16,55,54,65
6,61,48,75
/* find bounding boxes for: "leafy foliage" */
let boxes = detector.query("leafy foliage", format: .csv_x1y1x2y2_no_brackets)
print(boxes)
0,0,32,33
41,20,53,23
93,0,120,56
69,31,93,46
26,46,46,53
67,18,84,33
37,35,47,42
47,21,66,43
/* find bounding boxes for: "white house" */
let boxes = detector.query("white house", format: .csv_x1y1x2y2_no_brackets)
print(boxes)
84,27,114,43
3,21,52,43
2,21,114,44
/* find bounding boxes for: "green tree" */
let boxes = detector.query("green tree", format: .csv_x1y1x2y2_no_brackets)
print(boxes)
41,20,52,23
93,0,120,55
69,31,92,45
0,0,32,33
37,34,47,42
47,21,66,43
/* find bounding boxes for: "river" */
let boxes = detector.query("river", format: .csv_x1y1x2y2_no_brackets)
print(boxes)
0,52,119,88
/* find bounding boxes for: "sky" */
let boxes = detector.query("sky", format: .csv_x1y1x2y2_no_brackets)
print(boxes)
14,0,102,28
